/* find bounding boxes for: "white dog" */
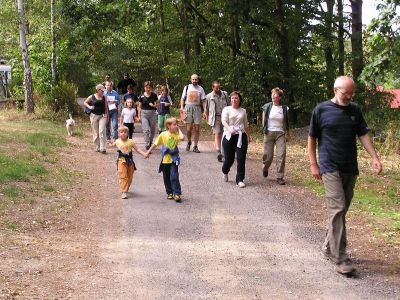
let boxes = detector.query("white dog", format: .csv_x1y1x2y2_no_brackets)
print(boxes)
66,114,76,136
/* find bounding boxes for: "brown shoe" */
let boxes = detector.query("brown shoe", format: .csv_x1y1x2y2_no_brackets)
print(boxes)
336,260,356,274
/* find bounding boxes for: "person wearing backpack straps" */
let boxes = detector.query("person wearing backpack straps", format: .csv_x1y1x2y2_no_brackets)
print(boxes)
261,87,290,185
204,80,230,162
84,84,109,153
179,74,206,153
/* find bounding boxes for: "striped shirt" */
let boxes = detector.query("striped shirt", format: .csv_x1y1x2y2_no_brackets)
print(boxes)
309,100,369,175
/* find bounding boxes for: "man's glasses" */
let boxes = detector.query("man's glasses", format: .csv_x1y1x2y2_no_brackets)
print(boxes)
336,88,355,97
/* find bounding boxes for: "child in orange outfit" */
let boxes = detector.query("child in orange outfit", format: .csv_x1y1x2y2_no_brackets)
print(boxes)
111,126,147,199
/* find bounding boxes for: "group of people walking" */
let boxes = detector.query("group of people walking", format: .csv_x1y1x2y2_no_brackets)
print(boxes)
84,73,382,276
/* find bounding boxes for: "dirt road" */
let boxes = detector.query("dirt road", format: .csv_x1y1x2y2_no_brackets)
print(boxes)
2,123,398,299
70,125,398,299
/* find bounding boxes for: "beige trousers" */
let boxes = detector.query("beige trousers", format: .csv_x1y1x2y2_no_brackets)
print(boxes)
262,131,286,179
90,113,107,151
322,172,357,263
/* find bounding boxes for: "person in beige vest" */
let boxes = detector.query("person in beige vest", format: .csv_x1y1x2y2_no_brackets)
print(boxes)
204,81,230,162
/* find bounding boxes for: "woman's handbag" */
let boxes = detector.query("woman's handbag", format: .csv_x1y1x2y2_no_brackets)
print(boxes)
84,106,92,115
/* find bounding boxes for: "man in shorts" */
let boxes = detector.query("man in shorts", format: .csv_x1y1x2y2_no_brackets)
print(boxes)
204,80,230,162
180,74,206,153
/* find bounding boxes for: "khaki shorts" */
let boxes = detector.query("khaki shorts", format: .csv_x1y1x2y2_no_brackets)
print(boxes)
184,105,202,125
212,116,224,134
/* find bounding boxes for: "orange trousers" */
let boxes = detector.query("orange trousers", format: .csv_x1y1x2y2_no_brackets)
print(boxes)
117,160,134,192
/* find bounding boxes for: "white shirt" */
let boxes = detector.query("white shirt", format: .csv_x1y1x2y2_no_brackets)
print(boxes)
181,84,206,106
268,105,288,132
121,107,136,123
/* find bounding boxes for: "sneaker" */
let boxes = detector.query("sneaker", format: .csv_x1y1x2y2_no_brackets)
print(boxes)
237,181,246,188
167,194,174,200
263,170,268,178
95,149,100,152
193,145,200,153
121,192,128,199
186,141,192,151
336,260,356,275
277,178,286,185
223,174,228,182
174,195,182,203
101,150,107,154
217,153,224,162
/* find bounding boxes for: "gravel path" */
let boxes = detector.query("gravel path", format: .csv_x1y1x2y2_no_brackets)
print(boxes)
83,125,399,299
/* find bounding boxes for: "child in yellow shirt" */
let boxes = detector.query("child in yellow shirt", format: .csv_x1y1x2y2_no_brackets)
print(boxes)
112,126,147,199
146,117,185,202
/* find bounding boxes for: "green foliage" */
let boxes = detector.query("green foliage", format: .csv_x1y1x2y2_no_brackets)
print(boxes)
36,80,79,118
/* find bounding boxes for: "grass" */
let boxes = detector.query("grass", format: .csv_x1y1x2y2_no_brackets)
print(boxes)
285,127,400,247
0,109,77,230
2,186,20,199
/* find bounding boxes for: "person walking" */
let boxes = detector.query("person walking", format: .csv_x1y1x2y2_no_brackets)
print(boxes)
221,91,251,188
157,85,173,133
146,117,185,203
137,81,159,150
120,98,137,139
111,126,148,199
83,84,109,153
117,73,136,95
204,80,230,162
179,74,206,153
308,76,382,275
104,80,120,143
261,87,290,185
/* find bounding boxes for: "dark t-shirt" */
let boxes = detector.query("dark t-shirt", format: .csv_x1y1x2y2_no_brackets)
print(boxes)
123,92,138,106
91,95,106,115
309,100,369,175
139,92,158,110
117,78,136,94
157,95,171,115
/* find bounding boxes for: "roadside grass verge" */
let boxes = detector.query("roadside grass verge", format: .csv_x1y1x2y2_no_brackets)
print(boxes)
0,109,81,230
279,128,400,249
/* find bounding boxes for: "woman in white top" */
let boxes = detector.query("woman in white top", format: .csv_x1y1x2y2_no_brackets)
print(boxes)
261,87,290,185
221,91,251,188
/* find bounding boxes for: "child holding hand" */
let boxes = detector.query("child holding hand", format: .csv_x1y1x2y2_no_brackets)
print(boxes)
111,126,148,199
146,117,185,202
120,98,138,139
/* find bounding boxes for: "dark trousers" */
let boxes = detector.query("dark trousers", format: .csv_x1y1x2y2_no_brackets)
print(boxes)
124,122,134,139
161,163,182,196
222,133,248,183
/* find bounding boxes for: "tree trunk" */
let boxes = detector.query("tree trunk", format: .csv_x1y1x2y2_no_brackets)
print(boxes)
337,0,345,75
324,0,335,95
159,0,168,65
276,0,296,123
51,0,57,85
17,0,34,113
350,0,363,84
193,0,201,56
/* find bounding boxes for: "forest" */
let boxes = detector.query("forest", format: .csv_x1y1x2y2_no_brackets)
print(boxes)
0,0,399,138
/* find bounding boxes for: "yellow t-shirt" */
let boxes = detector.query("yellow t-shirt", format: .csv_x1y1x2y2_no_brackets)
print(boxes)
115,138,135,162
154,131,180,164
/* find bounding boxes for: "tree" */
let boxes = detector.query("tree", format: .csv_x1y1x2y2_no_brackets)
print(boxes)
350,0,363,85
17,0,34,113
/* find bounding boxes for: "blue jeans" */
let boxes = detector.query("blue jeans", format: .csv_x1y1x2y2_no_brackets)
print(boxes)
106,109,119,140
161,163,181,196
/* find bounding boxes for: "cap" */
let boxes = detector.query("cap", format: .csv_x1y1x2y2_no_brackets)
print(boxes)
96,84,105,91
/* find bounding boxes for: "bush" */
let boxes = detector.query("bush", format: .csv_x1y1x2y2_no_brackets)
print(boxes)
36,80,79,118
